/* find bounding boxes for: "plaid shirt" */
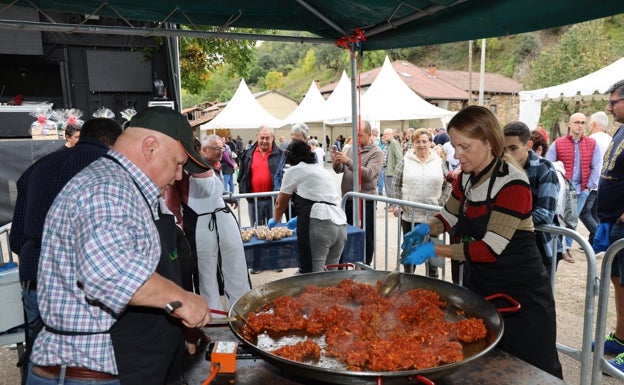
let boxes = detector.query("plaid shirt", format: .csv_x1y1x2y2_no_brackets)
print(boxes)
30,150,161,374
525,150,559,258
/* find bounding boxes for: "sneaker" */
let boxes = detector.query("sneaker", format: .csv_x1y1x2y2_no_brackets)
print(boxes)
250,269,262,274
609,352,624,372
274,269,283,273
593,333,624,355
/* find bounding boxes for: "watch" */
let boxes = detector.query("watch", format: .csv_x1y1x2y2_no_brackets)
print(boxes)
164,300,183,315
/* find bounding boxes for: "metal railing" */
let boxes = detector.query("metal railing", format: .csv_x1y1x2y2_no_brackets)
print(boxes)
0,223,13,264
592,238,624,384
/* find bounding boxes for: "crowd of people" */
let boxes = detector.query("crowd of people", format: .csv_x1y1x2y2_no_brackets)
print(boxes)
9,77,624,383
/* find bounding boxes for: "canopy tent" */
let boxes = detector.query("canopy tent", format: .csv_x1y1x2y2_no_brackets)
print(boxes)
323,71,356,125
360,56,455,123
200,79,281,131
0,1,623,51
519,57,624,129
279,80,327,126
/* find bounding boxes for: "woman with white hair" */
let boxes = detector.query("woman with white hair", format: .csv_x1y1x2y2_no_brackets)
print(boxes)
308,138,325,166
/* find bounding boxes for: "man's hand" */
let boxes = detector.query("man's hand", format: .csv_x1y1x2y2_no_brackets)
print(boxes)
169,292,211,328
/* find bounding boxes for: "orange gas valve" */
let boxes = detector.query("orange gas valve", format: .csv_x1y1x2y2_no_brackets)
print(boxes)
211,341,238,373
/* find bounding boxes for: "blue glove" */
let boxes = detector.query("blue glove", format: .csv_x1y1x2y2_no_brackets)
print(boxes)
402,242,435,266
267,218,278,229
401,223,430,257
286,217,298,230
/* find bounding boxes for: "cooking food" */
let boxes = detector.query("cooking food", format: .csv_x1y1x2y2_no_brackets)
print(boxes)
241,279,487,372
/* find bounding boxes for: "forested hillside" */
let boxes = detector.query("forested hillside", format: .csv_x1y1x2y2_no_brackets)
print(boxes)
181,14,624,129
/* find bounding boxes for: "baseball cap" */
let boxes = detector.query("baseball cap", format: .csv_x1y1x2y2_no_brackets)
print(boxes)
130,107,209,173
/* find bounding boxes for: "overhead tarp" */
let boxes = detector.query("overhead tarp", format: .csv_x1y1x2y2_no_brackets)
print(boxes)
201,79,281,130
519,57,624,129
279,80,327,126
323,71,356,125
361,56,455,122
1,1,623,51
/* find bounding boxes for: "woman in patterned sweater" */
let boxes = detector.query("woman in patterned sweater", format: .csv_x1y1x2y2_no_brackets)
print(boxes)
402,106,563,379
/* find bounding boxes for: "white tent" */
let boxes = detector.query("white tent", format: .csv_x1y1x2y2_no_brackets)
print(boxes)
201,79,282,131
519,57,624,129
323,71,356,125
361,56,455,122
280,80,327,126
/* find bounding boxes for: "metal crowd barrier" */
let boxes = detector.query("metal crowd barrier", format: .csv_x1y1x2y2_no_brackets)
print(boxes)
536,224,598,385
592,238,624,385
0,223,13,264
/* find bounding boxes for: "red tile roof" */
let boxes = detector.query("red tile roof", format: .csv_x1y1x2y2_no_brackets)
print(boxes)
319,60,522,100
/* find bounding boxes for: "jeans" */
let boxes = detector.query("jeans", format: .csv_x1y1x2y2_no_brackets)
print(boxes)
26,364,120,385
247,198,273,228
579,190,598,244
384,175,394,197
377,167,385,195
21,286,40,341
248,198,274,270
223,173,235,193
566,189,589,249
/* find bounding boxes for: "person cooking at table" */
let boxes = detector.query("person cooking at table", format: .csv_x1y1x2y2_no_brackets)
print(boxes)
27,107,212,385
269,140,347,273
401,105,562,379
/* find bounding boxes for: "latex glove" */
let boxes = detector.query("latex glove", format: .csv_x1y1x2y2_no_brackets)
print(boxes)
402,242,435,266
286,217,298,230
401,224,430,254
267,218,278,229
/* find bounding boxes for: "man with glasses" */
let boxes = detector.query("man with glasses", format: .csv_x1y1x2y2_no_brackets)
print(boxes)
166,135,251,315
546,112,601,263
237,125,285,273
595,80,624,372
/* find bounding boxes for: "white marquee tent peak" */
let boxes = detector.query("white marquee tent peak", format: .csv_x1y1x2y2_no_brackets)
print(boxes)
361,55,455,122
519,57,624,129
323,71,356,125
280,80,327,126
201,79,282,130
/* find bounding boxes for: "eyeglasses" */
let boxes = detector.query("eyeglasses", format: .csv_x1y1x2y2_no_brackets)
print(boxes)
205,146,226,152
571,121,586,125
608,97,624,108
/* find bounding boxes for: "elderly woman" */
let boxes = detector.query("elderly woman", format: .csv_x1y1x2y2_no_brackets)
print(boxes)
308,138,325,166
270,140,347,273
402,106,562,378
391,128,451,278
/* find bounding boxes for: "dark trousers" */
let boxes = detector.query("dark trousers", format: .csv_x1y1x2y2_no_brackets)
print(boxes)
345,198,375,265
580,190,598,245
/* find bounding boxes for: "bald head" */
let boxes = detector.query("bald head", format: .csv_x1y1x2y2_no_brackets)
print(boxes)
568,113,587,139
114,127,187,190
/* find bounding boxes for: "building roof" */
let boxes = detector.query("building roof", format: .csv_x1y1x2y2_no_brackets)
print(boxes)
319,60,522,100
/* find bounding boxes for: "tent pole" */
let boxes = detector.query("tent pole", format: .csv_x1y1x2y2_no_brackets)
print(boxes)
350,49,360,225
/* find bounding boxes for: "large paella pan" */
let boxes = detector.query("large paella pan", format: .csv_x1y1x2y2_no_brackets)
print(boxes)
227,270,504,385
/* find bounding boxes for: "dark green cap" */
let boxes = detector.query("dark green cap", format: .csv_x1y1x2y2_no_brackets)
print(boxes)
130,106,208,173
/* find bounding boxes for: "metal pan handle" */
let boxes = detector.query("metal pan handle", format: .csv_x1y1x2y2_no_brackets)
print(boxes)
485,293,521,314
324,263,356,271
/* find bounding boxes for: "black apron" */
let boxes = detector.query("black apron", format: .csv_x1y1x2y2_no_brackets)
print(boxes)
455,160,563,379
109,210,186,385
292,193,336,274
106,155,185,385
